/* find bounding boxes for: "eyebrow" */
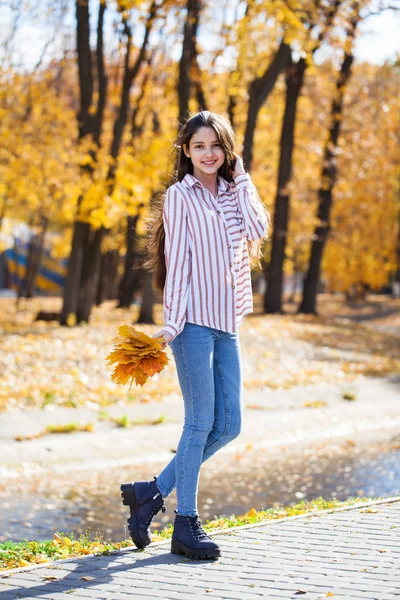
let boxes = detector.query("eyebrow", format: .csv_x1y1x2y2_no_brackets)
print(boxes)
191,140,220,145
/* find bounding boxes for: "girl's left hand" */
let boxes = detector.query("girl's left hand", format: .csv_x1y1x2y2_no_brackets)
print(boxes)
152,330,172,349
232,153,246,179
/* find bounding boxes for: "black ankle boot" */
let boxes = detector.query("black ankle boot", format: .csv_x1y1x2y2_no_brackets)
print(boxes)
171,512,221,559
120,477,166,549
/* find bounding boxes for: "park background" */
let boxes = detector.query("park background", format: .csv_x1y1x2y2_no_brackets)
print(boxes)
0,0,400,571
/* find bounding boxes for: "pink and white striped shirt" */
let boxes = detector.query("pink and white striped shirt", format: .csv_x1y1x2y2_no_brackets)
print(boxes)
161,172,269,341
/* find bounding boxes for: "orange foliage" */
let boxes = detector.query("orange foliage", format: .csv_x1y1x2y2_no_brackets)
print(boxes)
106,325,169,388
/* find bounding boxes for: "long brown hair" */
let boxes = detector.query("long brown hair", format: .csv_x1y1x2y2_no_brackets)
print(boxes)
143,111,269,291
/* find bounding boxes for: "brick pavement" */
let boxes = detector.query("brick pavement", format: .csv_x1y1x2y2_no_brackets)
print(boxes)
0,497,399,600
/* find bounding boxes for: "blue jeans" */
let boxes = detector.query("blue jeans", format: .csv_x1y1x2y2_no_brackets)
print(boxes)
155,322,243,516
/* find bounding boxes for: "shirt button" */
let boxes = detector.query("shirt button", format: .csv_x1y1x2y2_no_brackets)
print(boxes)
217,210,221,214
232,285,236,289
229,263,233,267
228,244,231,248
225,226,228,230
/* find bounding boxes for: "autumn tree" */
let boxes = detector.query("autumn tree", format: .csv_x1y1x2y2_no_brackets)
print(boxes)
314,60,399,300
264,0,343,314
60,0,108,325
61,0,163,325
299,1,362,313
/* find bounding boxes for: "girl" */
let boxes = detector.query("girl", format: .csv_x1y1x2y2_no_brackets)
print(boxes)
121,111,269,560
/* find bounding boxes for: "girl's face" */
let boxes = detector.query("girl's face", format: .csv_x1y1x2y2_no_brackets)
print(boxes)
183,126,225,178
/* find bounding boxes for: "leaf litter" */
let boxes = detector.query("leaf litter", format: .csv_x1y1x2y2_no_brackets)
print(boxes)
0,295,399,412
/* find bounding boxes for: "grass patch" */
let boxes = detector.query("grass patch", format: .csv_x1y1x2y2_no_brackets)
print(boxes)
15,423,93,442
45,423,93,434
114,414,167,427
342,392,357,401
97,412,167,428
0,532,133,571
303,400,327,408
152,495,382,540
113,414,131,428
0,496,382,571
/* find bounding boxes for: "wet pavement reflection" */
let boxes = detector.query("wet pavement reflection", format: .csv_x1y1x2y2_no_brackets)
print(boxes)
1,434,399,543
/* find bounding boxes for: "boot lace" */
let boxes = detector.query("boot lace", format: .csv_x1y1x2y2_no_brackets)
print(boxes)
145,496,166,526
191,516,211,541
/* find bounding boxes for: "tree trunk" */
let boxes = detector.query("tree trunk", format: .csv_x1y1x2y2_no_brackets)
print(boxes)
61,0,107,326
96,249,120,304
77,226,105,323
96,251,107,306
94,0,107,146
25,217,49,298
118,214,140,308
242,41,291,172
227,94,236,129
60,221,90,325
299,48,356,314
264,57,306,313
75,0,94,141
19,236,37,299
177,0,202,127
137,268,155,324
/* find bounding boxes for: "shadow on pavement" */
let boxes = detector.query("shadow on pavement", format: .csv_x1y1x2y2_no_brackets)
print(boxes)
0,545,218,599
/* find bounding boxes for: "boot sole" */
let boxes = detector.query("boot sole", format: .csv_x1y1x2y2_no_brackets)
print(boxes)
171,540,221,560
120,483,147,550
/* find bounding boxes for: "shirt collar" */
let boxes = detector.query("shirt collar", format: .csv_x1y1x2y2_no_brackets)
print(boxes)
181,173,231,193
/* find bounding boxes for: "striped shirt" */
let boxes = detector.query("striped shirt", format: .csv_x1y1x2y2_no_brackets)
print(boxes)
161,172,269,341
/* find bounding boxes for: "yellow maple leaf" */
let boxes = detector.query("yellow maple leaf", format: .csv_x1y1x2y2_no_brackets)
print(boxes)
134,365,148,386
106,325,169,388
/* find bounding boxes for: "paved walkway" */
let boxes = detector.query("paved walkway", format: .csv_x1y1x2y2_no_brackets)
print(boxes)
1,498,399,600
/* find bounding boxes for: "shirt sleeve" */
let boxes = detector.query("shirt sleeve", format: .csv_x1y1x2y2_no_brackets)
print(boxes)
234,173,270,241
159,185,191,342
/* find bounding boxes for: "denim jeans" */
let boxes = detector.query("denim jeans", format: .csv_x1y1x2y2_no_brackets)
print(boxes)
155,322,243,516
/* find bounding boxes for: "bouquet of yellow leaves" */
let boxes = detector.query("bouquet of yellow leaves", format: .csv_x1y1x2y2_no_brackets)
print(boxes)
106,325,169,388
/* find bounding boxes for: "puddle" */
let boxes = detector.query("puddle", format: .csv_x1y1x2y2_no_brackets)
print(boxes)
1,435,399,543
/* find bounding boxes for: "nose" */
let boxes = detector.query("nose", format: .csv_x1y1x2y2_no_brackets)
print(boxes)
205,147,216,158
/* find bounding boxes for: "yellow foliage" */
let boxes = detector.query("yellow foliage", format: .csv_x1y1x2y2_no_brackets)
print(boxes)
106,325,169,388
0,8,397,292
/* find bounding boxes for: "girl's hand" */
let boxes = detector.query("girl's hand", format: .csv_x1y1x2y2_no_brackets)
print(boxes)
232,153,245,179
152,330,173,349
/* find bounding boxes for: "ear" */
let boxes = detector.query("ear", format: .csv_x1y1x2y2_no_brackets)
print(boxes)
182,143,190,158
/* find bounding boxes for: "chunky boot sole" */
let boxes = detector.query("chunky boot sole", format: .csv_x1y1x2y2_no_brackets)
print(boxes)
171,539,221,560
120,483,147,549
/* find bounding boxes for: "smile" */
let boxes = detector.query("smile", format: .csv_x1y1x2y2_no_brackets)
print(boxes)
202,160,217,165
